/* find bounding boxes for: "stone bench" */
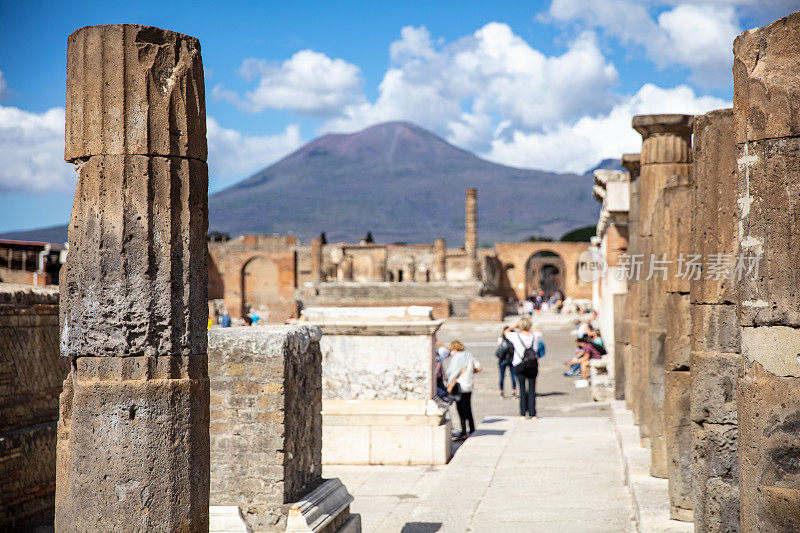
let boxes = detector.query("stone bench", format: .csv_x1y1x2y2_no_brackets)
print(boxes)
590,359,614,402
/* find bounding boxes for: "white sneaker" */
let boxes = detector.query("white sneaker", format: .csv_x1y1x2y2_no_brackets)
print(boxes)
574,379,589,388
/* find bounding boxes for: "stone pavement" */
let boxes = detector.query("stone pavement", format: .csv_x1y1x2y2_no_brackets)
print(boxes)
325,314,637,532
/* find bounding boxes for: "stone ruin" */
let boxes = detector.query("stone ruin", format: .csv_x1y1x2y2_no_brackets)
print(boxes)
592,11,800,532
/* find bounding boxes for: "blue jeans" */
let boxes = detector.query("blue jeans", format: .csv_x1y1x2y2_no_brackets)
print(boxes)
498,360,517,392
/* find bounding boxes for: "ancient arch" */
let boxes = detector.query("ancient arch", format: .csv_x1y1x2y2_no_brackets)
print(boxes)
241,255,280,314
494,241,592,301
525,250,566,298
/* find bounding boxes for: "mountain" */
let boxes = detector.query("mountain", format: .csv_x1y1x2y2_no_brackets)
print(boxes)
2,122,606,245
208,121,600,244
585,158,623,175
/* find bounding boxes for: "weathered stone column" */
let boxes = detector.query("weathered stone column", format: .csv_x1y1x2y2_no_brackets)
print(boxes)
465,188,479,279
56,25,210,532
663,173,693,521
310,237,324,282
733,13,800,532
690,108,740,532
433,238,446,281
620,154,641,416
633,114,693,478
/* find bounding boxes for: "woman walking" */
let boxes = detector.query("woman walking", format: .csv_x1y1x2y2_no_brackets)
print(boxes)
503,317,544,419
445,340,482,440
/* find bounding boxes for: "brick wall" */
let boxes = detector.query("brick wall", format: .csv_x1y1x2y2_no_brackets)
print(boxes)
0,283,68,528
208,325,323,532
469,296,505,321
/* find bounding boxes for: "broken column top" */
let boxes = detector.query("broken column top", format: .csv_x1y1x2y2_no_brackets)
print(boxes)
620,153,641,178
65,24,207,162
632,114,694,137
733,10,800,143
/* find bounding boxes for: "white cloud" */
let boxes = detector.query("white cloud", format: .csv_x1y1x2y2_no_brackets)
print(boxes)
206,117,304,185
484,83,730,173
213,50,364,116
0,105,75,193
546,0,742,87
323,23,619,155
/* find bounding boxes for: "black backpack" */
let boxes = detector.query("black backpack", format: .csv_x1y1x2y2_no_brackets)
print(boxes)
515,334,539,377
495,338,514,363
590,340,607,355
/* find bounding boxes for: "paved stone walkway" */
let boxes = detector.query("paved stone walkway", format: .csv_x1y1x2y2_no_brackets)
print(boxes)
325,314,636,532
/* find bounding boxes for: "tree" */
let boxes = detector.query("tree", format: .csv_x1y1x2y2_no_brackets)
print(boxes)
319,232,327,245
364,231,374,243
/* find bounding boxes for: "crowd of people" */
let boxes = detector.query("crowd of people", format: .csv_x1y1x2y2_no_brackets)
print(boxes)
518,289,565,314
563,320,606,387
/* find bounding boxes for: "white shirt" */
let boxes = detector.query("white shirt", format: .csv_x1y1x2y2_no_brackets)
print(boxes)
445,350,482,393
505,330,543,367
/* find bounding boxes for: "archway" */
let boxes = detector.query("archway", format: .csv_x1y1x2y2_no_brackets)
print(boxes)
241,256,279,315
525,251,566,299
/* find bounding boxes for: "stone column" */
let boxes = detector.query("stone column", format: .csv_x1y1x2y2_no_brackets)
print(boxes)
621,154,641,416
433,238,446,281
465,188,479,279
663,174,693,521
734,13,800,532
633,114,693,478
311,237,324,282
690,108,741,532
56,25,210,532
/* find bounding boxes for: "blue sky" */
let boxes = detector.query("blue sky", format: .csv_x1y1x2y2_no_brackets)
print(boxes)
1,0,798,234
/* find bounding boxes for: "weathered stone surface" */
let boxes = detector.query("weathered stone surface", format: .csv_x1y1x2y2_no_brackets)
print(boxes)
740,325,800,378
465,188,478,278
433,238,446,281
733,11,800,144
664,370,692,521
55,356,210,532
613,293,627,400
737,360,800,532
662,175,692,293
665,293,691,371
60,155,209,359
690,350,739,425
692,421,740,533
690,303,740,355
208,326,323,532
0,285,68,528
736,138,800,327
65,24,207,161
310,238,323,281
691,109,737,305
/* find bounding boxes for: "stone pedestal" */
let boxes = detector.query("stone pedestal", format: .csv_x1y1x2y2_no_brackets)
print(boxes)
734,13,800,532
690,108,741,532
633,114,693,479
302,306,451,465
55,24,210,532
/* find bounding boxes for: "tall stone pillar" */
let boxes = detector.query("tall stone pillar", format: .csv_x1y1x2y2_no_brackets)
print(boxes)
633,114,693,478
690,108,740,532
620,154,641,416
311,237,324,282
733,13,800,532
465,188,479,279
56,25,210,532
433,238,446,281
663,173,693,521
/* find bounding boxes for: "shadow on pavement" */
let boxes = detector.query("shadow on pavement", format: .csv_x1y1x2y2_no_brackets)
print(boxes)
536,391,567,397
401,522,442,532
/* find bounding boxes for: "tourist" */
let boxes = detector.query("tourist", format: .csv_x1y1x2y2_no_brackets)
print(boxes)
503,317,544,419
445,340,482,440
220,310,232,328
495,329,517,398
434,342,452,404
568,335,603,382
523,297,535,315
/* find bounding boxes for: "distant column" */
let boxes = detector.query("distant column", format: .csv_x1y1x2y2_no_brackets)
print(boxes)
56,25,209,531
633,114,694,479
311,237,324,282
433,238,446,281
465,188,479,280
690,108,740,532
734,13,800,532
620,154,640,418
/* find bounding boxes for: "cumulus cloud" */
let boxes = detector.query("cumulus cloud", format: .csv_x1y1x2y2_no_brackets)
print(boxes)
206,118,304,184
213,50,364,116
546,0,742,87
0,105,75,193
323,23,619,155
484,83,730,173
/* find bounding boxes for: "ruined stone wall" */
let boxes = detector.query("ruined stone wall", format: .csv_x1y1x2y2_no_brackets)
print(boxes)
0,284,68,528
208,326,322,532
733,13,800,532
621,154,641,416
